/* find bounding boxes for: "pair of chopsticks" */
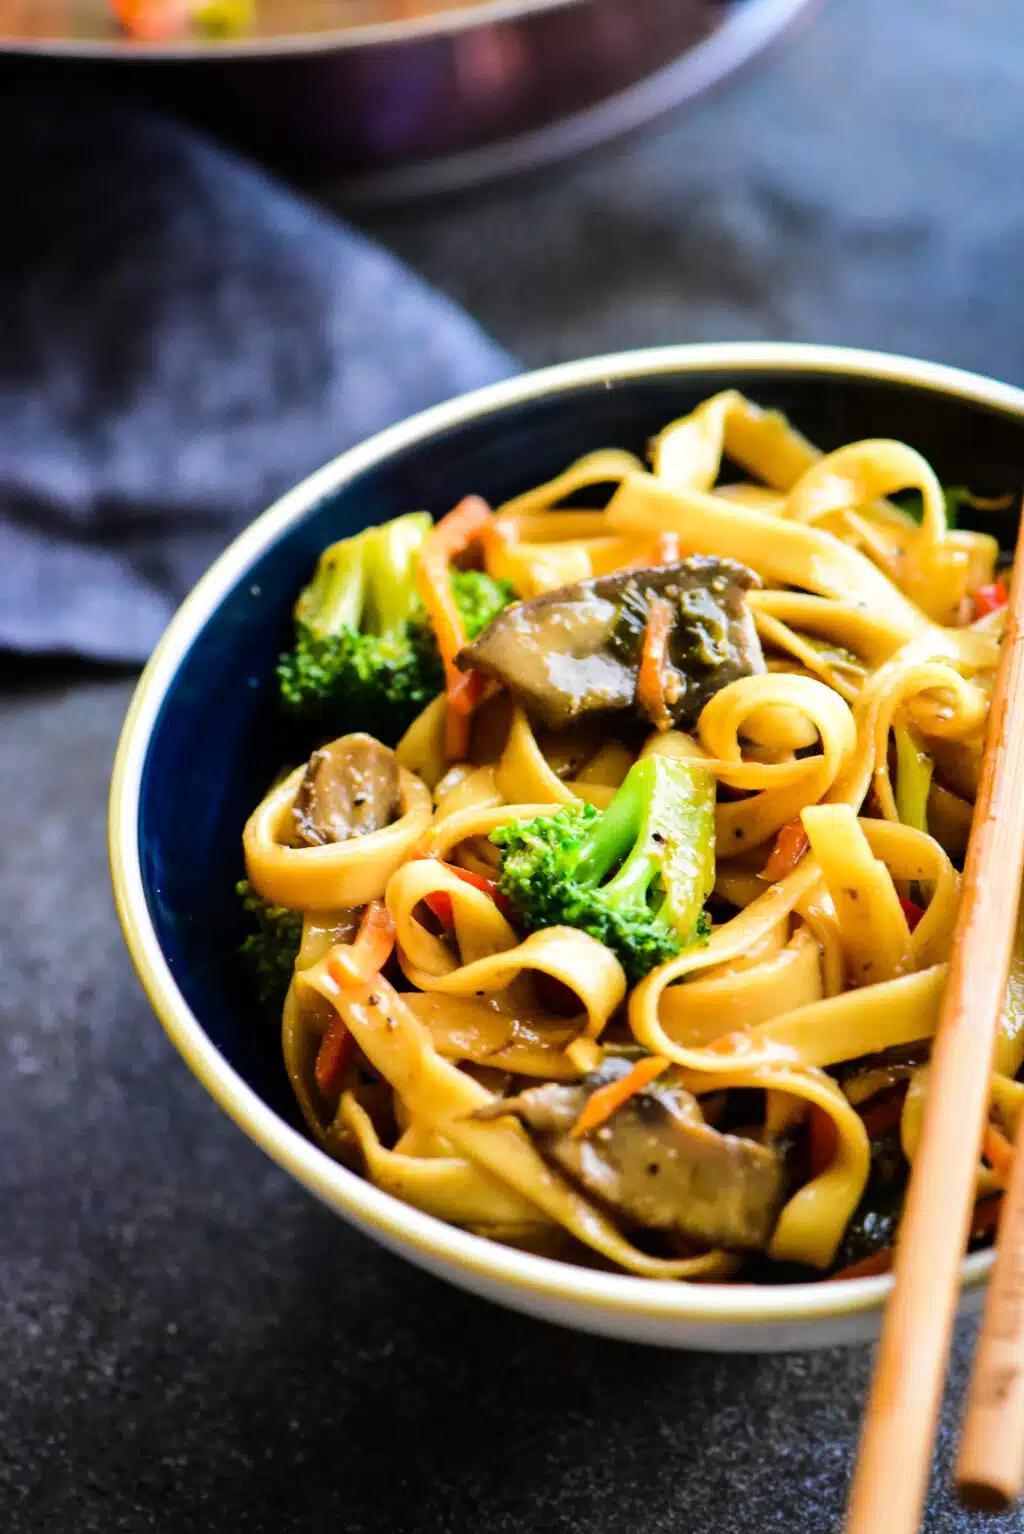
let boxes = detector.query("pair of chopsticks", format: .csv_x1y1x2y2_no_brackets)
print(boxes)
844,517,1024,1532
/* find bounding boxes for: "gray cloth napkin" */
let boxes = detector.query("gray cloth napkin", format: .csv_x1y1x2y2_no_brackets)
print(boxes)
0,92,514,664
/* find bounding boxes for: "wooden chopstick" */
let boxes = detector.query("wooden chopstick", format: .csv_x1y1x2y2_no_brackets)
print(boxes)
844,518,1024,1534
957,1106,1024,1509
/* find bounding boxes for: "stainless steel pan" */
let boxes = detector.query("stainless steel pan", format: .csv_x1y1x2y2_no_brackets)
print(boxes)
0,0,817,200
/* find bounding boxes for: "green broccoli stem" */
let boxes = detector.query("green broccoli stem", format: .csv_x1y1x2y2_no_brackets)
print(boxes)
573,766,676,928
574,763,648,884
365,514,434,635
298,512,432,639
894,725,932,836
295,532,365,634
493,753,715,980
581,754,715,939
604,846,666,915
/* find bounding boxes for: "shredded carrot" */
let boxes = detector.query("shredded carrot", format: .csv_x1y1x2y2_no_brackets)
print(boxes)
828,1249,894,1283
636,596,675,731
416,495,494,761
443,701,471,762
759,818,810,883
972,577,1009,619
317,903,394,1098
983,1122,1015,1187
898,896,925,932
314,1016,353,1099
708,1030,748,1055
446,669,489,757
482,516,516,565
327,900,396,990
570,1056,670,1139
112,0,192,38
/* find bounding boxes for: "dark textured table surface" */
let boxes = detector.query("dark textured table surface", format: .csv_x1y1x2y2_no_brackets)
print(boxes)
7,1,1024,1530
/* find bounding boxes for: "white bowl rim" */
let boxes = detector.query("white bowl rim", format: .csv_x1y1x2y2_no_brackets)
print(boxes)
110,340,1024,1332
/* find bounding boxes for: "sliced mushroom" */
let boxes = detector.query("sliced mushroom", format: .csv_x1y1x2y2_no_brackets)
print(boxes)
292,733,401,847
493,1058,786,1251
456,558,764,731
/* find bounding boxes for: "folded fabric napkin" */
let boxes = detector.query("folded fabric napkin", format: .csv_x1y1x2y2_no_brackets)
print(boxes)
0,90,514,664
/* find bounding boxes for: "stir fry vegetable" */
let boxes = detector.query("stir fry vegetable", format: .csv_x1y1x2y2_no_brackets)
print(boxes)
492,754,715,981
277,513,513,744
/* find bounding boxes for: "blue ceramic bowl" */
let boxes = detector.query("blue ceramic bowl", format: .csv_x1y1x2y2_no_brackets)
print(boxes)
110,343,1024,1350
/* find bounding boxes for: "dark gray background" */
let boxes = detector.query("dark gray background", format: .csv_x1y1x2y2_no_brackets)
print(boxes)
6,0,1024,1529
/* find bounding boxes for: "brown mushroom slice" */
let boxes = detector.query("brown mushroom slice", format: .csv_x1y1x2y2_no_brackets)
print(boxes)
456,558,764,731
493,1058,786,1251
292,732,401,847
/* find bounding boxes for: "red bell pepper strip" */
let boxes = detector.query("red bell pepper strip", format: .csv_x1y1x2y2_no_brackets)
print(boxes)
972,577,1009,619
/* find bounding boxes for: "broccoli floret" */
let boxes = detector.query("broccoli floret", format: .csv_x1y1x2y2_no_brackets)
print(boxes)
277,513,514,743
237,879,302,1014
447,569,517,639
492,754,716,981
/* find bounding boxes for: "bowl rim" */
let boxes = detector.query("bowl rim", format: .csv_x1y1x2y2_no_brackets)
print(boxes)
1,0,744,61
110,340,1024,1332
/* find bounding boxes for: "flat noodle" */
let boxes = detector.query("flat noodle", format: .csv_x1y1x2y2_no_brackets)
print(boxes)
305,965,733,1280
690,672,858,853
242,389,1023,1285
402,992,583,1080
494,449,645,520
342,1093,552,1232
385,859,626,1039
652,389,821,492
606,473,930,639
659,923,824,1041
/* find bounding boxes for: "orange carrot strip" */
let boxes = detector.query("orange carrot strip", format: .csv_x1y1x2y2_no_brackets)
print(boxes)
444,669,489,761
327,900,396,990
570,1056,670,1139
314,1016,353,1099
983,1123,1014,1187
708,1030,748,1055
828,1249,894,1283
636,596,675,731
417,495,494,760
482,516,517,565
759,817,810,883
112,0,192,38
445,711,472,770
